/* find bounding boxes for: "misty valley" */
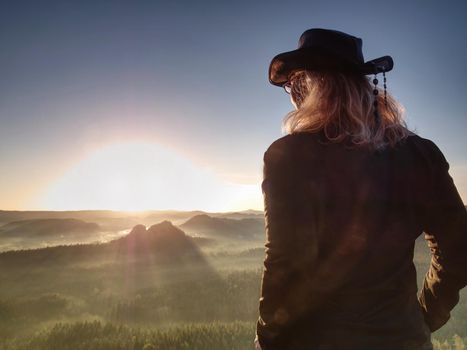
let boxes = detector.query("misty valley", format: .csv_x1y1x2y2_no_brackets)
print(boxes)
0,209,466,350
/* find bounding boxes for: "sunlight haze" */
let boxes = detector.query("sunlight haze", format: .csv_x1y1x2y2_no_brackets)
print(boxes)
33,142,262,212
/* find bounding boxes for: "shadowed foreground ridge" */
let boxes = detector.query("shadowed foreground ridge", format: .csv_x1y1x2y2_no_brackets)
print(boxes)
2,320,465,350
2,320,256,350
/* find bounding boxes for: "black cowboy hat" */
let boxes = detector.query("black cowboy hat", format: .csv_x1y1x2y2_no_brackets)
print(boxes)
269,28,394,86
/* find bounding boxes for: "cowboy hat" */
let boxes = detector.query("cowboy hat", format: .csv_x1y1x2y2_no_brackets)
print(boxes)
269,28,394,86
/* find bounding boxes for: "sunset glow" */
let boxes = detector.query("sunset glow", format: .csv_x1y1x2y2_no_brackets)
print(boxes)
35,142,262,212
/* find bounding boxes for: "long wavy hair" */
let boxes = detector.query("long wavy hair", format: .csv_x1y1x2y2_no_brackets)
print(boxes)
282,70,413,150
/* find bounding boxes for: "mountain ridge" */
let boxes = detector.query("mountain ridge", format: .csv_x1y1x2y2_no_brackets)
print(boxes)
0,218,100,237
0,221,208,268
179,214,264,241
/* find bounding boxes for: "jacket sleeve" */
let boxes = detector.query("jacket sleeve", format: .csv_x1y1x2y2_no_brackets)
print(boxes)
255,140,321,350
418,142,467,332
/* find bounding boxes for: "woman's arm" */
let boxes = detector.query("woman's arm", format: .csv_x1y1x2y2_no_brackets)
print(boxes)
418,141,467,332
255,138,320,349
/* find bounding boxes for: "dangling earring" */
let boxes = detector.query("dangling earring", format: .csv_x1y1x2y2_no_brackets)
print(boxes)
382,68,388,107
373,73,381,128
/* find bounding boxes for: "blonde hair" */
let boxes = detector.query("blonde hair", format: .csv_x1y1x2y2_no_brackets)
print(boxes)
282,70,413,150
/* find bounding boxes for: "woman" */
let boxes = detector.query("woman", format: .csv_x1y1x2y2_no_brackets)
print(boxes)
254,28,467,350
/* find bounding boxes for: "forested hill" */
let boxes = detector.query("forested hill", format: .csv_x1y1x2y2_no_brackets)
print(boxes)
0,221,210,269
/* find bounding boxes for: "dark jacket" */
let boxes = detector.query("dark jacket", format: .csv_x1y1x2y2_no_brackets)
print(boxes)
256,130,467,350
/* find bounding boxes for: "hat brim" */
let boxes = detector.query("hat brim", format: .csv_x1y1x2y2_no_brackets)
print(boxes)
268,47,393,86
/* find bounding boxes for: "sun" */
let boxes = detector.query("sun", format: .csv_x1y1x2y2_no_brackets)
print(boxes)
35,142,262,212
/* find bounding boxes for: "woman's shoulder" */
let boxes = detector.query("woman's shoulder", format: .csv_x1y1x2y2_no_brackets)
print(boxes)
398,132,448,164
262,133,319,177
264,131,321,156
264,130,448,167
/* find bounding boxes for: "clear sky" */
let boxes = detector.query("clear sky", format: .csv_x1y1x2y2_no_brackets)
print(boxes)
1,0,466,211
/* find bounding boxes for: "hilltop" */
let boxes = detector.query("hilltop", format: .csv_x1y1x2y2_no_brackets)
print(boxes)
0,220,207,266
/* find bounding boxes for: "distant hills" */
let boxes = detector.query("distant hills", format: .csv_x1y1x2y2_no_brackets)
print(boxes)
0,221,208,269
0,218,105,252
0,221,218,299
0,218,100,238
179,214,264,241
0,210,128,223
0,209,268,255
0,209,264,230
211,210,264,220
0,218,104,252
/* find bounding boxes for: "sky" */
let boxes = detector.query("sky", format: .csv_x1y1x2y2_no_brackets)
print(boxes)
0,0,466,211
